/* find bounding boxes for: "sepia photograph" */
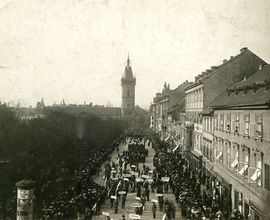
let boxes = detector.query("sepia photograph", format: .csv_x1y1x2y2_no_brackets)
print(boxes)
0,0,269,219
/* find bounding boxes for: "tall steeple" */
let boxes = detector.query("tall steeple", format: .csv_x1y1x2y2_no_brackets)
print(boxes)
127,54,130,67
123,54,134,80
121,54,136,117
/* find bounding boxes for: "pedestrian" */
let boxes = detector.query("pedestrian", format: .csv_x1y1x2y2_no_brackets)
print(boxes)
110,196,114,209
77,212,82,220
145,187,150,201
114,199,119,214
121,194,126,209
141,195,146,211
158,196,164,212
137,186,141,197
152,202,157,218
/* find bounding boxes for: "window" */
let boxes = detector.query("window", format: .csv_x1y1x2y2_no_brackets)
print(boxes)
227,142,231,168
226,114,231,132
220,114,224,131
265,164,270,190
255,114,263,140
234,114,240,134
244,115,250,136
214,114,218,130
231,145,239,171
127,90,130,97
238,151,249,177
250,158,262,187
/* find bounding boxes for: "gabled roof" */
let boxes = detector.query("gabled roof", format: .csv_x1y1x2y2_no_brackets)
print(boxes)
203,49,266,108
210,64,270,109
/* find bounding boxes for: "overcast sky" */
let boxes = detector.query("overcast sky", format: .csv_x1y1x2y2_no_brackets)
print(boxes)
0,0,269,109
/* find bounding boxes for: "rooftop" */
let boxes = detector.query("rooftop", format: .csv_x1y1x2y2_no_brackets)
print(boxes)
210,64,270,109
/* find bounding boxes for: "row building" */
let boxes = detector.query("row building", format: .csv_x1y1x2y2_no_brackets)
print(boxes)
149,47,270,219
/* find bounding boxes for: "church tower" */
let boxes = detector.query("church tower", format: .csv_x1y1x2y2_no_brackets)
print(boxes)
121,55,136,117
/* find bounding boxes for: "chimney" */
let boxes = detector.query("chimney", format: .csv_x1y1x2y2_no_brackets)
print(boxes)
230,56,234,59
195,76,199,82
240,47,248,53
223,59,227,64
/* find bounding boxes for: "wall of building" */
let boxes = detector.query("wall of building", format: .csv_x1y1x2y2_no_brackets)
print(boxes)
212,109,270,215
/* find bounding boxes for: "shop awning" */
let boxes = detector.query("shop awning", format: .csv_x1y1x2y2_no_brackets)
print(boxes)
231,158,238,168
238,164,248,175
216,152,222,160
251,168,261,182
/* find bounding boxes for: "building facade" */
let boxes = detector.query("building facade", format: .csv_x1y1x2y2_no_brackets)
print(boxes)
201,64,270,219
184,47,266,174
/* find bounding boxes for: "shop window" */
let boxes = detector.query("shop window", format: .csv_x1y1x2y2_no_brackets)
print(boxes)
265,164,270,191
244,114,250,137
234,191,243,213
255,114,263,141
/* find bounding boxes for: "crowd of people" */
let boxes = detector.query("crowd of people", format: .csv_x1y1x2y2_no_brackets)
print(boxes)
99,132,180,220
151,134,245,220
39,135,126,219
37,129,246,219
102,135,153,219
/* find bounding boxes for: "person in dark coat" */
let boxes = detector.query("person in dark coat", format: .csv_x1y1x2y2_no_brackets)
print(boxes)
114,199,119,214
121,194,126,209
152,202,157,218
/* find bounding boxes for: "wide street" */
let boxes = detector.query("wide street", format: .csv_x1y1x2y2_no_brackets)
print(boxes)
91,139,183,220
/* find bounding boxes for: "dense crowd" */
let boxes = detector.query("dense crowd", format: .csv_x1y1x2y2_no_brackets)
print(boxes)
100,132,179,220
103,135,152,218
39,135,126,219
151,135,245,220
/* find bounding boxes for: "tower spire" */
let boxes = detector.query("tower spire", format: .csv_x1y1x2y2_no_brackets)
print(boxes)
127,53,130,67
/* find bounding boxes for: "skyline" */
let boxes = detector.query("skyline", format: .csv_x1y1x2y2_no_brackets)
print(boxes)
0,0,270,109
